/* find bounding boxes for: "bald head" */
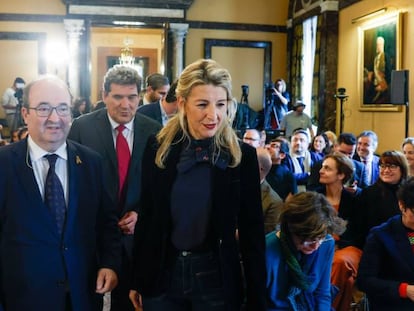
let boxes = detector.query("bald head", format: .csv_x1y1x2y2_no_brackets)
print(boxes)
256,147,272,182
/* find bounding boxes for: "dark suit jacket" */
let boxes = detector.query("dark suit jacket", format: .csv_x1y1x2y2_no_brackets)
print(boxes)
354,180,400,249
0,139,121,311
316,187,360,249
353,154,380,185
68,109,161,258
137,102,163,125
357,215,414,310
131,136,267,311
282,152,319,186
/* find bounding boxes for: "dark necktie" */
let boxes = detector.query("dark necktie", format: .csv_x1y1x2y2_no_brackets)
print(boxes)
116,124,131,197
297,156,305,172
44,154,66,235
362,159,371,185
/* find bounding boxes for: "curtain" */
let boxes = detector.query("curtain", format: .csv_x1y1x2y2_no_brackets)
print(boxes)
302,16,318,128
289,22,304,103
312,17,322,130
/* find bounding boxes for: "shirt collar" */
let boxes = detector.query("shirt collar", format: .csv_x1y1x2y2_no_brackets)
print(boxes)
27,136,67,162
107,114,134,132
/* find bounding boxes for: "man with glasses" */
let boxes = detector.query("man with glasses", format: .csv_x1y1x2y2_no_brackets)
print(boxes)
266,137,297,201
0,75,121,310
242,128,262,148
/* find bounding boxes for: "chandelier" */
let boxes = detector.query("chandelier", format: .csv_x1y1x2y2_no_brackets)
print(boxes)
119,38,135,67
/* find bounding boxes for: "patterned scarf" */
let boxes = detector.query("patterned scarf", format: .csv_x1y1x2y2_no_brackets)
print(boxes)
279,230,311,290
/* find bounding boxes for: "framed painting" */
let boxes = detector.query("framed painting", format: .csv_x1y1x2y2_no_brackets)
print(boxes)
358,12,402,111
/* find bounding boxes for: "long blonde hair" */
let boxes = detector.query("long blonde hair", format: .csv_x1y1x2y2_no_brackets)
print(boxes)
155,59,241,168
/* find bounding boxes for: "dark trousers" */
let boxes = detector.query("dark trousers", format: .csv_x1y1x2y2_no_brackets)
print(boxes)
110,247,135,311
142,251,226,311
65,293,72,311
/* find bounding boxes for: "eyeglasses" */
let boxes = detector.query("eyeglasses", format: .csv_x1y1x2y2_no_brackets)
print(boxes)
379,163,399,170
243,137,259,142
28,103,71,117
301,236,327,247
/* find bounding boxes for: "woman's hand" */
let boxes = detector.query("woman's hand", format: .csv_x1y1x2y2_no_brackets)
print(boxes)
129,290,143,311
407,284,414,302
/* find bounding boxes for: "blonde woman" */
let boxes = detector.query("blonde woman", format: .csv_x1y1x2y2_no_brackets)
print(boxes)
129,59,266,311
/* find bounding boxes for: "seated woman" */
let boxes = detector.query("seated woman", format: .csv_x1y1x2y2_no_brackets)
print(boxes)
317,152,362,311
355,150,409,249
266,191,346,310
309,133,330,162
357,177,414,310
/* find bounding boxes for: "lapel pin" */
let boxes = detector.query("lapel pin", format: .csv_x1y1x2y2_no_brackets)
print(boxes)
76,155,82,165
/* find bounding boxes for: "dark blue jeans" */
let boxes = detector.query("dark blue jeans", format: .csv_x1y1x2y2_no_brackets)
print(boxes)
142,251,226,311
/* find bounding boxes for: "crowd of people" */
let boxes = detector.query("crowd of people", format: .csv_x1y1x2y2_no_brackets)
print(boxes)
243,124,414,310
0,59,413,311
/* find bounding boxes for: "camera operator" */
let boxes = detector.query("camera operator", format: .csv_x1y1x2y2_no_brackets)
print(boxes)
2,77,25,132
264,78,290,130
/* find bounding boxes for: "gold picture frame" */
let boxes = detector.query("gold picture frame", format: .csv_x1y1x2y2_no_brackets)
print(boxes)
358,12,402,112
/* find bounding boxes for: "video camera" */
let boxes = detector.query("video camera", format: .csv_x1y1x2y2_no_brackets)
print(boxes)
240,85,249,105
335,87,348,99
264,82,275,99
241,85,249,97
14,88,23,103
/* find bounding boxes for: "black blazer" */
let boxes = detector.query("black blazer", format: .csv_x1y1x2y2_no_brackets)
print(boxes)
317,187,360,249
68,109,161,257
131,136,267,311
137,102,163,125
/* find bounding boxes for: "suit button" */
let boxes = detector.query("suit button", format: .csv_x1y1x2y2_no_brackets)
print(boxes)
62,246,68,251
57,280,66,286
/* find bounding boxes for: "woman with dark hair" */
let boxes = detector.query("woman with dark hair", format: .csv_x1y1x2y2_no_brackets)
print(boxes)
129,59,266,311
357,177,414,310
317,152,362,311
310,133,330,162
71,97,87,118
266,191,347,310
355,150,409,249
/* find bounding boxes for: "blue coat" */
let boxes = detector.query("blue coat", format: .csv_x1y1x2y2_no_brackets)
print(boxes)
357,215,414,310
266,232,335,310
353,154,380,185
0,140,121,311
